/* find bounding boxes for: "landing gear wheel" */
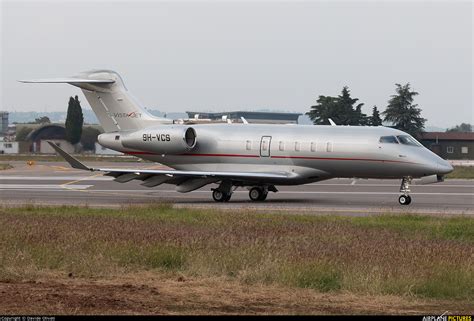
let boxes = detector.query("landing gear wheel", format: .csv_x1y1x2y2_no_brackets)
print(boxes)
223,193,232,202
398,195,412,205
249,187,267,201
213,190,231,202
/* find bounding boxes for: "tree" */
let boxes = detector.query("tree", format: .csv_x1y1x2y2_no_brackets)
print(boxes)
306,96,338,125
382,83,426,137
306,86,367,126
446,123,472,132
337,86,367,125
368,106,383,126
65,95,84,145
81,127,101,151
15,127,33,141
34,116,51,124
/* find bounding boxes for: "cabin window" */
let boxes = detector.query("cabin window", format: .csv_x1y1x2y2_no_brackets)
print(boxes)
115,135,120,141
294,142,300,152
246,140,252,150
326,142,333,152
279,141,284,151
447,146,454,154
462,147,468,154
379,136,398,144
4,143,12,148
397,135,422,146
310,142,316,152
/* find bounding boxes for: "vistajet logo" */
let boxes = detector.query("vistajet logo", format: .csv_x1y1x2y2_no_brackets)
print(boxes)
107,111,142,118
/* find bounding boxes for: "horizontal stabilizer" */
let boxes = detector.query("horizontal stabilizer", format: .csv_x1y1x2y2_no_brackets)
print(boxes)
47,141,91,171
19,78,115,84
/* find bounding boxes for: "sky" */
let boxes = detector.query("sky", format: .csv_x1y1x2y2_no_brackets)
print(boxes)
1,0,472,128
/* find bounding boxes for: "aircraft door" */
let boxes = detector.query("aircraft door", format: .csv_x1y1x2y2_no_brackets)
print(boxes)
260,136,272,157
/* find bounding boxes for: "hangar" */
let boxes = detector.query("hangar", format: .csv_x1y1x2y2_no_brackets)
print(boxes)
421,132,474,160
25,124,75,154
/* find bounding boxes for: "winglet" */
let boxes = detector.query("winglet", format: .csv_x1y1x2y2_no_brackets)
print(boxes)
47,141,91,171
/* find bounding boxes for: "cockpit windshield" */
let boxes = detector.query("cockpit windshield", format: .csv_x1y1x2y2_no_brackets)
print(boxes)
397,135,422,147
379,136,399,144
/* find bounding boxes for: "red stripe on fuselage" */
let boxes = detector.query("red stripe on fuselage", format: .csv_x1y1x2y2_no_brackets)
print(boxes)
270,155,415,164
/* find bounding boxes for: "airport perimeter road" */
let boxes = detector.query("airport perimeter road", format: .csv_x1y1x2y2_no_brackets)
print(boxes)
0,161,473,216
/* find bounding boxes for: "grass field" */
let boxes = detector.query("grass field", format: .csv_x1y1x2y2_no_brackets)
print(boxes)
0,205,472,314
446,166,474,179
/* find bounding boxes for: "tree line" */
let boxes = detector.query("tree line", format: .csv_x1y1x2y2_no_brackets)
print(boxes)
306,83,427,137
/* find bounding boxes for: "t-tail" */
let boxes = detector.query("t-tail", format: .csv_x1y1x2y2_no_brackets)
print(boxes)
20,70,171,132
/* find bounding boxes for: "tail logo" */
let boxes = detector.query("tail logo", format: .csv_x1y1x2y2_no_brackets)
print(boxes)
107,111,142,118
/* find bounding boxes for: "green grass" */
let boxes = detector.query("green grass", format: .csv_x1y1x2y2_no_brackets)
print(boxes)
0,205,472,300
446,166,474,179
350,214,474,242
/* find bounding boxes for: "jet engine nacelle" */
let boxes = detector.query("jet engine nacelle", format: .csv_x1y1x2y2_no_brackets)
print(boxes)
120,125,197,154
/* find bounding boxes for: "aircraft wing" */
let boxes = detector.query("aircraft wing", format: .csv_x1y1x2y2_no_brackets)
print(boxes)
47,142,293,190
19,78,115,84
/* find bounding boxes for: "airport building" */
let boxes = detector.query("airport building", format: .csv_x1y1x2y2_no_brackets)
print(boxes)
0,112,8,135
13,123,118,155
420,132,474,160
0,141,19,154
25,124,75,154
186,111,302,124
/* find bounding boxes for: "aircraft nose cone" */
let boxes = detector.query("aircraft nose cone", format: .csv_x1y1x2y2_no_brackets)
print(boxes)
437,160,454,175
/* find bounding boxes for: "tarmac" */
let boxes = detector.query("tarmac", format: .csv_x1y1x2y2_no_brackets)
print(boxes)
1,161,473,216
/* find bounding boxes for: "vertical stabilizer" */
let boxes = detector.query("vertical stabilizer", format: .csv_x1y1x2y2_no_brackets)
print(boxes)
20,70,171,132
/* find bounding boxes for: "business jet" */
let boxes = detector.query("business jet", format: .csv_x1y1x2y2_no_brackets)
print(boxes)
20,70,453,205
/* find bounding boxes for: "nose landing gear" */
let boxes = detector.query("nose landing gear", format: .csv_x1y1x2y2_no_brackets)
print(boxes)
399,176,412,205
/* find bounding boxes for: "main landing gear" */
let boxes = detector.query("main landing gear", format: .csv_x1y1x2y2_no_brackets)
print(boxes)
398,176,412,205
249,187,268,201
211,182,277,202
248,185,277,202
212,189,232,202
212,180,233,202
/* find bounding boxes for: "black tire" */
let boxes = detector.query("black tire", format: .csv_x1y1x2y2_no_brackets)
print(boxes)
223,193,232,202
398,195,411,205
212,190,226,202
249,187,267,201
213,190,231,202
